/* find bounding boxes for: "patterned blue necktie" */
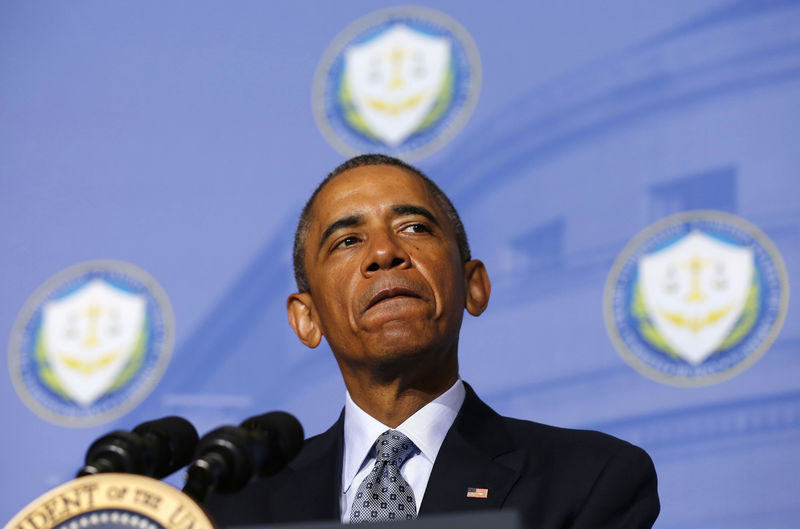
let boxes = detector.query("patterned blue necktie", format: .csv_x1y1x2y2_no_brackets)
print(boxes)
350,430,418,523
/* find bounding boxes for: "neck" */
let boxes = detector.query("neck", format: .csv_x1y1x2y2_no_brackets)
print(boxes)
341,358,459,427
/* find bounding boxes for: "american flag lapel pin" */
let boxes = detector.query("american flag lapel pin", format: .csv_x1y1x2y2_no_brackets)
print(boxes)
466,487,489,498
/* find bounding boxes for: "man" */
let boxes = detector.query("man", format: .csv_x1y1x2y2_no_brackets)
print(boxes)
205,154,659,528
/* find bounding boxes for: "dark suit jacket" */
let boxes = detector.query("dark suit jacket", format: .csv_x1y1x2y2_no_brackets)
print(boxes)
204,384,659,528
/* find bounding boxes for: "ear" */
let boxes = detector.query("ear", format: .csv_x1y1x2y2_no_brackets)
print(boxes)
287,292,323,348
463,259,491,316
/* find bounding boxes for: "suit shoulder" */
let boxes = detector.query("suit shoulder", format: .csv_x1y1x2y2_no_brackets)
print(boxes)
496,415,659,526
203,417,343,527
287,414,343,467
500,415,653,466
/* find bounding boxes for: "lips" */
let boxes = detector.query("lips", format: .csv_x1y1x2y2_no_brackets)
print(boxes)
359,278,427,314
366,287,419,311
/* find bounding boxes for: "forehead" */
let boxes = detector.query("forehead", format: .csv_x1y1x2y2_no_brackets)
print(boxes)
309,164,440,226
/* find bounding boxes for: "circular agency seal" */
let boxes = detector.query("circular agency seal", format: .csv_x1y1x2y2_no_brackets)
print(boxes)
4,474,214,529
9,260,175,427
604,211,789,386
312,6,482,161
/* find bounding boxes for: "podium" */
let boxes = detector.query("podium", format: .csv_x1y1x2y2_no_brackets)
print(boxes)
248,511,520,529
5,475,520,529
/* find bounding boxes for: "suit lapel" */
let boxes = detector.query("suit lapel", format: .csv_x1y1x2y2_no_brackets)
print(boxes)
420,384,522,515
271,385,521,521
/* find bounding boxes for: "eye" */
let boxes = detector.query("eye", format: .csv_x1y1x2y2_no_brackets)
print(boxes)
401,223,430,234
334,235,360,249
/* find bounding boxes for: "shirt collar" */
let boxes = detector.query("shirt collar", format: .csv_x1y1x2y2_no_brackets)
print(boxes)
342,378,465,494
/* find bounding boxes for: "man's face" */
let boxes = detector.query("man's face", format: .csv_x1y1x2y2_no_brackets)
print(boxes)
297,164,469,371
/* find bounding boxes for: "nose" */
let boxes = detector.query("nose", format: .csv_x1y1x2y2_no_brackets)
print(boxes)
362,230,411,276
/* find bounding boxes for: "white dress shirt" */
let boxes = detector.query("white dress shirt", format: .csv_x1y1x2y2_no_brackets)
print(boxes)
340,379,466,522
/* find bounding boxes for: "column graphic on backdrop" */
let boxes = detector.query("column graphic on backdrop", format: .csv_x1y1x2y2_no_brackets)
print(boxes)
604,211,788,386
8,260,174,426
312,6,481,160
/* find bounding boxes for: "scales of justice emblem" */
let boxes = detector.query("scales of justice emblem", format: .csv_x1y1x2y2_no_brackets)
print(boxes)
313,6,481,160
343,24,452,147
41,279,147,407
638,230,754,366
10,260,173,426
605,211,788,386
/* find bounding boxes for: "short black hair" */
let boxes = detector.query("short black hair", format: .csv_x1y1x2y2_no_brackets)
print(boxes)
292,154,471,293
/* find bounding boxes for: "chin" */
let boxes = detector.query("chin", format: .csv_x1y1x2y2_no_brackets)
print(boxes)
369,327,454,366
371,337,430,360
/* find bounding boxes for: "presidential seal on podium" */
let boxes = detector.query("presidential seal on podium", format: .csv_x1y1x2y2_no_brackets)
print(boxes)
5,474,214,529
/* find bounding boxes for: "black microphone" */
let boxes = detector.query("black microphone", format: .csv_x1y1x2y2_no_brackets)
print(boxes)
182,411,304,503
77,416,199,479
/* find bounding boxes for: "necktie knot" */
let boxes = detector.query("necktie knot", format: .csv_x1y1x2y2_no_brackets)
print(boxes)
375,430,416,467
350,430,418,523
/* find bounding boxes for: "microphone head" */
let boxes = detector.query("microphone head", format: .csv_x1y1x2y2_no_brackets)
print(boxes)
191,424,256,493
79,416,198,479
80,430,140,476
132,416,199,478
181,411,304,500
240,411,304,476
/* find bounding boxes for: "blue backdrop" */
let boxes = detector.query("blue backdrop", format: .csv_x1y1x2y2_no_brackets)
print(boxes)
2,1,798,527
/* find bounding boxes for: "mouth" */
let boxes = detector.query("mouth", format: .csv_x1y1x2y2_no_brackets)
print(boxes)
362,286,422,314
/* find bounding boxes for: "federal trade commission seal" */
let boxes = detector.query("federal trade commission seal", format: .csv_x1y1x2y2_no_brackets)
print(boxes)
604,211,788,386
4,474,214,529
9,260,174,426
313,6,481,160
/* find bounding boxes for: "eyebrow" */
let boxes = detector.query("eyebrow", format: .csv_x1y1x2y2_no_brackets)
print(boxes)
392,204,441,229
317,204,442,252
319,214,362,251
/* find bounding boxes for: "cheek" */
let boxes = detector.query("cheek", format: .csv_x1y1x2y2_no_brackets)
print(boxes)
318,272,361,325
318,284,348,316
422,253,465,308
